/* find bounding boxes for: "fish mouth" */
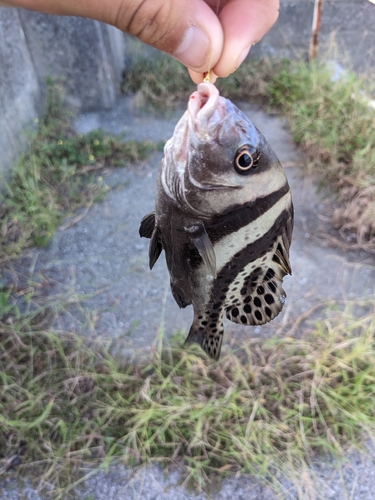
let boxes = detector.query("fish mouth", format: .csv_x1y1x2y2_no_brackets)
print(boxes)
188,82,219,122
188,82,225,139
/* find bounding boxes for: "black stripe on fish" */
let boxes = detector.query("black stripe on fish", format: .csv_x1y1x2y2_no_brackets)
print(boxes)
176,184,291,274
185,208,292,359
140,185,291,273
206,182,290,244
211,208,291,306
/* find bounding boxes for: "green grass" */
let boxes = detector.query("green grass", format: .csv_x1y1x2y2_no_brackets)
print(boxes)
123,52,375,253
123,53,195,111
0,80,160,263
264,60,375,253
1,290,375,498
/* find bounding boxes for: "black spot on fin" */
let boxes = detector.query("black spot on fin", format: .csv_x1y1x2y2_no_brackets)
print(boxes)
184,316,224,360
184,223,216,278
149,226,163,269
171,281,191,308
139,212,155,239
225,263,287,326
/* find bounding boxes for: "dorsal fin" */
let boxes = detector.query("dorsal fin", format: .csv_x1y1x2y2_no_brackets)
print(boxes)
272,241,291,276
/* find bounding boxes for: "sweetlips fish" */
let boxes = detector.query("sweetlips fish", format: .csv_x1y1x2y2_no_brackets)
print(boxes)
140,82,293,360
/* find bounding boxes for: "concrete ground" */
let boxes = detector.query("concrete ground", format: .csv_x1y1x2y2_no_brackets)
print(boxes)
1,95,375,499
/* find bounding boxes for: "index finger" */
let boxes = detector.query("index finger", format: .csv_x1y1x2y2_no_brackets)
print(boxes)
214,0,279,77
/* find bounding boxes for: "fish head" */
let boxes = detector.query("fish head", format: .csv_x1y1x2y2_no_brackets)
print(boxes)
161,82,287,217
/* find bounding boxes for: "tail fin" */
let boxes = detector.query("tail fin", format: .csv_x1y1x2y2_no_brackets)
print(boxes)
184,319,224,360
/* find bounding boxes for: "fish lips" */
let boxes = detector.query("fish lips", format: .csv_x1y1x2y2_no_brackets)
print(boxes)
188,82,220,123
188,82,227,142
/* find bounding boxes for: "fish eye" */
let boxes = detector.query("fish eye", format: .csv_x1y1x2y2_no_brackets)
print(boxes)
234,147,260,174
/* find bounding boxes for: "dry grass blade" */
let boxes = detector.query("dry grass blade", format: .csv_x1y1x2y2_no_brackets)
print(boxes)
58,203,93,231
1,291,375,498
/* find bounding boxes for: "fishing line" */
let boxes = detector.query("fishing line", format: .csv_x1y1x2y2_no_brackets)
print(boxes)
203,0,221,83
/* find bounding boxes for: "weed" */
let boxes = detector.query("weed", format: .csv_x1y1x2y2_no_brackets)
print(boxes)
265,60,375,252
1,290,375,498
0,81,159,262
122,52,194,112
0,288,19,321
121,51,273,111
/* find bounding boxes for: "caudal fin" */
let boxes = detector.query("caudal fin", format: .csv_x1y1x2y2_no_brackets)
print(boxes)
184,318,224,360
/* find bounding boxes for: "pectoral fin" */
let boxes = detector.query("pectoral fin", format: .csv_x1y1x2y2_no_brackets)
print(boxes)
184,223,216,278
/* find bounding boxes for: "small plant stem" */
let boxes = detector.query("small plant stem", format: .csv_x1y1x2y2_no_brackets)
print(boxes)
309,0,324,60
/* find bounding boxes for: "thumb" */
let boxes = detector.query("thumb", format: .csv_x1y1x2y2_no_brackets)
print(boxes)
114,0,224,73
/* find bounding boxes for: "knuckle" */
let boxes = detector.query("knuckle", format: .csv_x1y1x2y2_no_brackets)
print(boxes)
120,0,177,52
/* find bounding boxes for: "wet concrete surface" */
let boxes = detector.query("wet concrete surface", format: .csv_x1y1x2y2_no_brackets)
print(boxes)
2,95,375,499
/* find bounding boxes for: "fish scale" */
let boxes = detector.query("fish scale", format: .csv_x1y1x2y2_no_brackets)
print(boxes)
140,82,293,360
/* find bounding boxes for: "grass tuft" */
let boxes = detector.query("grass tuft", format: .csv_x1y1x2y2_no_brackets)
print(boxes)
0,80,159,262
123,56,194,111
264,60,375,253
1,290,375,498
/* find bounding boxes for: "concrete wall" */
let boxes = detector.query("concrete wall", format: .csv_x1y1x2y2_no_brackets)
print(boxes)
17,11,125,110
0,8,125,187
253,0,375,70
0,9,40,185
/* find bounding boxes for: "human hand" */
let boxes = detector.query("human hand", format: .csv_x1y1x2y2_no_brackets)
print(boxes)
112,0,280,83
0,0,279,83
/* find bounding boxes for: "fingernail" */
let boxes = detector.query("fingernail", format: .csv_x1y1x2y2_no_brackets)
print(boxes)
236,45,251,69
174,26,210,70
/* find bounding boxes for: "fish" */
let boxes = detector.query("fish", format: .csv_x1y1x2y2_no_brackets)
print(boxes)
140,82,293,360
